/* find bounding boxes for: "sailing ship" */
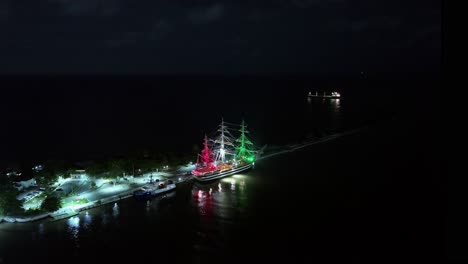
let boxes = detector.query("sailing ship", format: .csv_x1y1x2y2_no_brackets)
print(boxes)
191,119,257,182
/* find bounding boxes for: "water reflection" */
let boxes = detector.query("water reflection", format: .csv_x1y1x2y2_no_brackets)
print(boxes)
112,203,119,218
239,180,246,192
193,188,214,220
101,213,110,226
306,96,342,133
38,223,45,236
67,216,80,248
84,211,92,229
330,99,341,128
146,200,151,212
330,98,341,113
193,175,250,223
68,216,80,228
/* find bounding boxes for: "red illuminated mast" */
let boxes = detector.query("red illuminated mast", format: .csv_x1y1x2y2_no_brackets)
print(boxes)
200,135,213,165
192,135,217,176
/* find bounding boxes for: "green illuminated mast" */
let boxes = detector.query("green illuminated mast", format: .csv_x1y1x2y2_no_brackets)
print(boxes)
235,120,256,163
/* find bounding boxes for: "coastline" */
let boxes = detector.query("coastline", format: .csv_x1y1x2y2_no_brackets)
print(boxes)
1,126,368,224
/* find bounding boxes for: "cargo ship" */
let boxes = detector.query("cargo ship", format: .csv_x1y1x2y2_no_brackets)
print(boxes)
308,91,341,99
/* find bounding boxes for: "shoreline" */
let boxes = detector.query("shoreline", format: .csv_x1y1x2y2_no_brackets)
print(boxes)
0,126,367,224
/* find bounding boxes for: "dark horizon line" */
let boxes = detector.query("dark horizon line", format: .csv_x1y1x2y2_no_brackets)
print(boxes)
0,71,440,80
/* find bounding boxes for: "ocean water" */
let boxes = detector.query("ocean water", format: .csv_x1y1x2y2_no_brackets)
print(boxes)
0,79,441,263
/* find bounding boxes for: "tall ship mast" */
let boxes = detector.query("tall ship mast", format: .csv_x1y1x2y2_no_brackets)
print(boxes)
192,119,257,182
192,135,217,176
212,118,236,164
235,120,256,163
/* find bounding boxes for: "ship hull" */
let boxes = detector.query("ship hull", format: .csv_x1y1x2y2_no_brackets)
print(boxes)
308,96,340,99
193,163,253,182
133,184,176,199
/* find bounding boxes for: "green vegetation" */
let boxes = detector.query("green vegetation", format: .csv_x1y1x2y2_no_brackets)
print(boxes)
0,185,22,215
1,150,195,217
86,161,109,178
40,196,62,212
22,208,44,216
62,198,89,208
23,192,47,209
84,153,193,179
36,160,76,186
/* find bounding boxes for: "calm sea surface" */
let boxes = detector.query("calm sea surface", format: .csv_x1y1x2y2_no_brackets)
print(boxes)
0,84,441,264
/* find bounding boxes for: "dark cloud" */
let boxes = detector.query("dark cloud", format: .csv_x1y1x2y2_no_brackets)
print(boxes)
107,18,172,47
0,2,8,20
0,0,441,74
149,19,172,40
50,0,122,16
107,31,140,47
187,3,225,24
349,16,402,32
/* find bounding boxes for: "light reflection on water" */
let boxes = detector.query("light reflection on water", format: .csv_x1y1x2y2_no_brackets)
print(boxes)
146,200,151,212
0,174,253,261
38,223,45,236
239,180,246,192
330,99,341,128
101,213,110,226
331,98,341,113
306,97,342,132
0,93,355,263
112,202,119,218
67,216,80,248
67,216,80,229
192,174,251,220
83,211,92,229
190,174,253,252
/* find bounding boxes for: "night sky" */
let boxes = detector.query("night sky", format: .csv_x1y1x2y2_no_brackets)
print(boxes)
0,1,441,164
1,0,440,74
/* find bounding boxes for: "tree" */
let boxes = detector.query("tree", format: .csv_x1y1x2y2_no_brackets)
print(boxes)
35,160,75,185
0,186,22,215
0,173,9,185
137,159,160,173
108,159,128,179
41,196,62,212
44,160,73,177
86,161,109,178
36,169,58,186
